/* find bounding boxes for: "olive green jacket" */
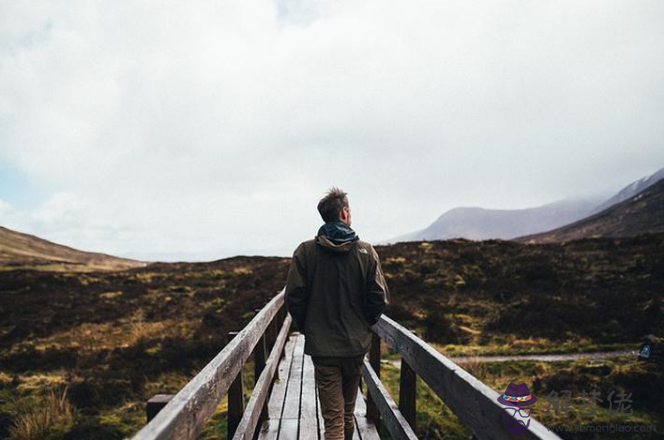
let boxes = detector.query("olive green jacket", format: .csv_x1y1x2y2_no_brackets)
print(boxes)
285,235,390,357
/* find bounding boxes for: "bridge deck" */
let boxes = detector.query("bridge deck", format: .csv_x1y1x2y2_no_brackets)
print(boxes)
257,333,381,440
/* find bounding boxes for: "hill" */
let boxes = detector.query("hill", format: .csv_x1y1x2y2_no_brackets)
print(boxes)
385,197,600,242
384,166,664,244
0,226,145,271
590,166,664,214
515,177,664,244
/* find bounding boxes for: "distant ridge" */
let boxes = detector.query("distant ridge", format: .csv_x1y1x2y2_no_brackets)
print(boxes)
514,178,664,244
383,197,602,243
384,166,664,244
591,166,664,214
0,225,145,271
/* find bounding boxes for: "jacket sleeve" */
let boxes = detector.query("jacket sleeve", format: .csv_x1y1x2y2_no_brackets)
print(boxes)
285,243,308,332
364,246,390,326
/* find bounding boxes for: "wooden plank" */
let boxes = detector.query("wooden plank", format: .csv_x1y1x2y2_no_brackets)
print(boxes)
278,335,304,440
267,334,296,417
354,388,367,416
256,419,280,440
232,315,292,440
299,354,318,439
132,289,286,440
301,355,317,419
362,358,418,440
355,417,381,440
354,393,380,440
258,335,296,440
353,390,381,440
372,315,561,440
351,417,362,440
281,335,304,419
279,419,299,440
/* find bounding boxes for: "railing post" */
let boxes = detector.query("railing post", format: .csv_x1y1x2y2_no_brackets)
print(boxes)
366,332,381,423
227,331,244,439
146,394,174,422
399,357,417,431
399,328,418,431
279,306,288,359
266,312,278,350
253,311,269,424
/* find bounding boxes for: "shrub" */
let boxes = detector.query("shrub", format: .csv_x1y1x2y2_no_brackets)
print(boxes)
9,388,76,440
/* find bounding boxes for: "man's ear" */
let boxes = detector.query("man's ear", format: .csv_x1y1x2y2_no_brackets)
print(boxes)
340,206,349,223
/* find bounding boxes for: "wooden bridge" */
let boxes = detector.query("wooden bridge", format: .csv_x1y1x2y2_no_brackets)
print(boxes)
132,289,561,440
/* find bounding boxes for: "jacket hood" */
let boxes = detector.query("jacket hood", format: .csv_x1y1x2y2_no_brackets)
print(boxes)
317,220,359,243
316,221,359,253
316,234,357,252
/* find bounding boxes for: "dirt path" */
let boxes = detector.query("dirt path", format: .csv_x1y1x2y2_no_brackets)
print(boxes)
386,349,637,368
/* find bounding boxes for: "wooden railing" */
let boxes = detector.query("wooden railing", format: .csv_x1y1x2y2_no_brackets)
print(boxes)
363,315,561,440
133,289,561,440
133,288,290,440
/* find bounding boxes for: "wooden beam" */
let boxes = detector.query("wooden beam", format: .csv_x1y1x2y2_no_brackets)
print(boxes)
362,358,418,440
366,332,381,424
232,315,292,440
254,333,268,424
398,357,417,431
228,331,244,439
132,289,286,440
147,395,174,422
372,315,561,440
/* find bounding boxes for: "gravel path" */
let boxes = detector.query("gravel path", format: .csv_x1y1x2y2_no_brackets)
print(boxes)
386,349,637,368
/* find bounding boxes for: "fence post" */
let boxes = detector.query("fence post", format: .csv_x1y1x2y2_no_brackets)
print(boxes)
366,332,381,423
399,357,417,431
253,316,269,424
146,394,174,422
227,331,244,439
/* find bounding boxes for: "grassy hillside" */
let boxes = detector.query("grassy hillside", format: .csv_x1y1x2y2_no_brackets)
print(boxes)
0,226,144,272
376,233,664,354
0,234,662,438
515,178,664,244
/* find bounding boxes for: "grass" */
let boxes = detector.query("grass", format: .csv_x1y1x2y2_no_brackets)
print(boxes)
8,388,76,440
1,234,662,438
373,356,664,439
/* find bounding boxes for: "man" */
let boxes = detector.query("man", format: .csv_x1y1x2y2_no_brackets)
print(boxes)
285,187,390,440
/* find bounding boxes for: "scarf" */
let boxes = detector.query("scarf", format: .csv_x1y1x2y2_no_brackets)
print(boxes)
316,220,359,244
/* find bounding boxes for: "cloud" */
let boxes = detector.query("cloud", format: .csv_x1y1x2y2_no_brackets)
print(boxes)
1,0,663,260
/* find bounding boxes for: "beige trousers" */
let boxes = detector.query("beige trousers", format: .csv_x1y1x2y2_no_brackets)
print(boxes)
311,354,365,440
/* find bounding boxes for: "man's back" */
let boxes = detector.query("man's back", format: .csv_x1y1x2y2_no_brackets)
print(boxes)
286,234,390,357
285,188,389,440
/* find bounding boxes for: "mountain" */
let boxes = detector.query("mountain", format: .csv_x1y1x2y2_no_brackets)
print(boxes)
384,197,603,243
514,178,664,243
0,225,145,271
385,167,664,244
591,166,664,214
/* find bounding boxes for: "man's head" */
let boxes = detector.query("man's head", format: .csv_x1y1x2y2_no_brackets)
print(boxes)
317,187,352,226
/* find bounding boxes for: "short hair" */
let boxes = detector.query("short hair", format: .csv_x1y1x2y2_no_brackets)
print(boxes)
317,187,349,222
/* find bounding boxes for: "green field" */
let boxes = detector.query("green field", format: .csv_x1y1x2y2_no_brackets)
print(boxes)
1,234,662,439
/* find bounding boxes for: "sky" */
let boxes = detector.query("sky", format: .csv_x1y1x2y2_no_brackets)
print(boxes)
1,0,663,261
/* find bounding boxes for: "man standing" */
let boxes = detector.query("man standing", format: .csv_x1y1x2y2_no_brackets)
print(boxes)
285,187,390,440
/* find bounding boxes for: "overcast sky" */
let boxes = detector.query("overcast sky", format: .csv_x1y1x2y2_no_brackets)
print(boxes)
1,1,663,261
